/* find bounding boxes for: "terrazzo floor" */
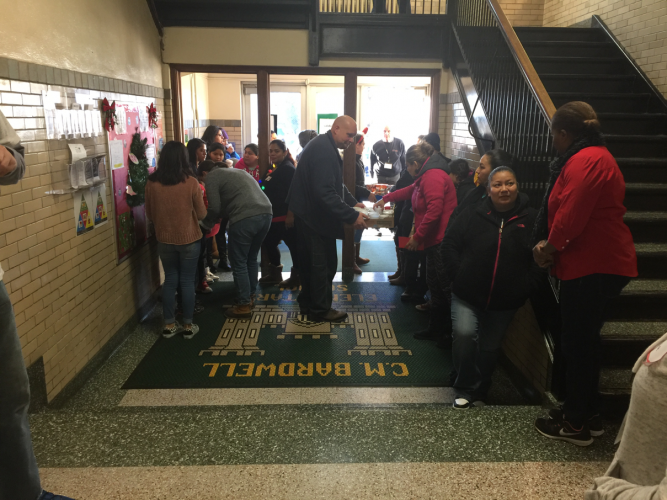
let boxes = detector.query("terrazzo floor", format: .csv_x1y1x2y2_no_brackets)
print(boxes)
31,274,620,499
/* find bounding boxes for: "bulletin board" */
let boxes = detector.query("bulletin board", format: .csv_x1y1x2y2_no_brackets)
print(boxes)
107,103,164,263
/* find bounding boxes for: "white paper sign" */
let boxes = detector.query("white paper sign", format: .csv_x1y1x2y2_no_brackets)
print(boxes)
109,140,124,170
69,144,87,163
145,144,156,168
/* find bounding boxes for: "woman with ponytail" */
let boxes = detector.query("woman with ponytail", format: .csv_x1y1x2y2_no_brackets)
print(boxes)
375,141,458,345
533,101,637,446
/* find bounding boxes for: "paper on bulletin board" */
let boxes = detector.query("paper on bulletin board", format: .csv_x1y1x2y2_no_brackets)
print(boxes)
109,140,124,170
92,183,109,227
145,144,156,168
74,190,95,236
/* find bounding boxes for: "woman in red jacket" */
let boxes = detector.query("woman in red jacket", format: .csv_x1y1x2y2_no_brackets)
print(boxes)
375,141,458,343
533,101,637,446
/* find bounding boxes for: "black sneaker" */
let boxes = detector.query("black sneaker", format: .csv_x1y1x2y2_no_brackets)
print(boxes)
40,492,76,500
548,407,604,437
183,324,200,340
453,398,471,409
534,417,594,446
162,322,183,338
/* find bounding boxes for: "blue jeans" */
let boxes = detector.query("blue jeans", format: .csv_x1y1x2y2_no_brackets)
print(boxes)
354,228,364,243
228,214,272,305
451,294,517,401
0,281,42,500
159,241,200,325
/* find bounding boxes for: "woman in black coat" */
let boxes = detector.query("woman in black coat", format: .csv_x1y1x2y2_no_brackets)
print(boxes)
441,166,543,409
258,140,299,287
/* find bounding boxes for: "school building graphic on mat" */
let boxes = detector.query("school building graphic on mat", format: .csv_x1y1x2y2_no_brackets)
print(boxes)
199,305,412,358
77,193,94,235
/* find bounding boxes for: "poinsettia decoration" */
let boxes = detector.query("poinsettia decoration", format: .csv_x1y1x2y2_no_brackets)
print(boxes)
147,102,158,129
102,98,117,132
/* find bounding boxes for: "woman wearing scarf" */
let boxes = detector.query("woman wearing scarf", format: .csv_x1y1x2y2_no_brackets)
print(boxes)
533,101,637,446
375,141,457,346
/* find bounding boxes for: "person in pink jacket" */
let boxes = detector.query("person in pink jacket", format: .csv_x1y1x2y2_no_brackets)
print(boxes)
376,141,458,344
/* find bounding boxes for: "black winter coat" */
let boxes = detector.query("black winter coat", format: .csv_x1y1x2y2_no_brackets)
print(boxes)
355,155,371,202
441,193,543,311
287,131,358,239
263,157,295,218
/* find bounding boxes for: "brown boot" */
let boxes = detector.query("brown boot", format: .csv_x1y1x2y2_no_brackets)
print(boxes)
279,267,301,289
225,304,252,319
388,246,402,279
258,264,283,285
353,260,362,274
355,243,370,265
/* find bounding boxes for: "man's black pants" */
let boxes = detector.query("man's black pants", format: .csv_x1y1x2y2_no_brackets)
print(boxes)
560,273,630,426
295,217,337,315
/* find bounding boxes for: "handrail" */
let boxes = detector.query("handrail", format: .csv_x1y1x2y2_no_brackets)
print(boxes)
486,0,556,122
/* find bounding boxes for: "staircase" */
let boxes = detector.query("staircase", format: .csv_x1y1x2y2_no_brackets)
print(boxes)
515,23,667,409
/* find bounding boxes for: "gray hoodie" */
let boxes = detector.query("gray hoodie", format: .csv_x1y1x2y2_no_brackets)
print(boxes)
585,332,667,500
0,110,26,281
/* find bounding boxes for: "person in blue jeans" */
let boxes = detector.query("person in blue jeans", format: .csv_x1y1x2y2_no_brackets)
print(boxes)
0,112,74,500
145,141,207,338
201,167,273,319
441,167,543,409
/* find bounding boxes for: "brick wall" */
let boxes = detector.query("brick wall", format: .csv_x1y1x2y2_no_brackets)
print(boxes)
0,62,170,401
543,0,667,97
499,0,545,27
439,93,481,164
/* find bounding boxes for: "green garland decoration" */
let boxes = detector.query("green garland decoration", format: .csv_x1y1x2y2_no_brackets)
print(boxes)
126,132,149,207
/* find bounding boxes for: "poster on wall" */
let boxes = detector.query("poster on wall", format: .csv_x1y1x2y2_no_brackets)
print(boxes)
92,184,109,227
107,103,164,263
317,113,338,134
74,190,95,236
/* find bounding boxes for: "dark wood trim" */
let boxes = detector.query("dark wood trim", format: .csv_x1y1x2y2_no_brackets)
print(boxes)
257,70,271,179
169,65,183,142
486,0,556,122
429,71,441,133
169,63,440,77
342,71,358,281
145,0,164,37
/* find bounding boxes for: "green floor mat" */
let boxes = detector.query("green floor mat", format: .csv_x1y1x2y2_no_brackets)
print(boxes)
278,240,397,273
122,281,452,389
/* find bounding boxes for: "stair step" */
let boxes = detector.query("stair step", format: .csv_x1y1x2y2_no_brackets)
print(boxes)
610,278,667,320
623,210,667,242
616,157,667,183
624,183,667,212
597,112,667,135
540,74,641,94
635,243,667,280
522,40,616,58
602,320,667,339
599,367,633,393
604,134,667,157
531,56,630,76
550,92,653,113
515,27,606,43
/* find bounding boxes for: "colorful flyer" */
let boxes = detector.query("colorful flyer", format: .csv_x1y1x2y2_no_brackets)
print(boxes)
92,184,109,227
74,190,95,236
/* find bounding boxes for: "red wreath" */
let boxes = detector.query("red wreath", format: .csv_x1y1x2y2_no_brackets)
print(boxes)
147,102,158,129
102,98,117,132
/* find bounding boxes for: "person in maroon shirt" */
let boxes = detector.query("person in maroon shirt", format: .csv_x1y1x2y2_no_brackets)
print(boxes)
533,101,638,446
376,141,458,345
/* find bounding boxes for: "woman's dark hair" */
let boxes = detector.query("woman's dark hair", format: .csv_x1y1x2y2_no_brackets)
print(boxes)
245,143,259,156
148,141,191,185
206,142,225,159
483,149,515,170
406,141,435,170
422,133,441,152
201,125,222,146
186,138,206,169
197,160,218,178
449,158,471,182
215,161,229,169
298,129,318,148
270,139,295,165
487,166,517,188
551,101,601,138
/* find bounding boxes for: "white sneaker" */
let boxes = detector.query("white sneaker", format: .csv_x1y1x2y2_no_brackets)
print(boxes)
206,271,219,281
206,275,214,283
453,398,471,409
183,324,200,339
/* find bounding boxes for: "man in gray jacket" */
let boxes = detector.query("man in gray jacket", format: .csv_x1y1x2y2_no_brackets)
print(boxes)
0,112,74,500
288,115,368,322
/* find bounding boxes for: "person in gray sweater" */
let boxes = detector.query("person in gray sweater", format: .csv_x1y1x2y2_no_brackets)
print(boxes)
584,331,667,500
202,167,273,318
0,111,74,500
